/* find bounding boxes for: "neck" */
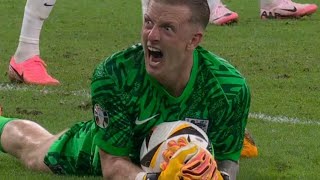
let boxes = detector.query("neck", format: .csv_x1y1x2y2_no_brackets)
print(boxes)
158,56,194,97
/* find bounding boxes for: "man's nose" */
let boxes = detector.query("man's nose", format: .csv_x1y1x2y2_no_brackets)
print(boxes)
148,26,160,41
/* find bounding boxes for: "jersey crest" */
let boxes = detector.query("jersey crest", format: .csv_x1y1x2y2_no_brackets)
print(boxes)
185,118,209,133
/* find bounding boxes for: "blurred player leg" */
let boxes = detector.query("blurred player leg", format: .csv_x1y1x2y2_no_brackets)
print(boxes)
260,0,318,19
142,0,239,26
208,0,239,25
9,0,59,85
141,0,148,15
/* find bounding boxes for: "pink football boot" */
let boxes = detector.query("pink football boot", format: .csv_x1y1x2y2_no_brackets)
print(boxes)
8,56,60,86
210,2,238,25
261,0,318,19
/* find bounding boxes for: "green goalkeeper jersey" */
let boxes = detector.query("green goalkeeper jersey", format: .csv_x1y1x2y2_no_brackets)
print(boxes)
44,43,250,175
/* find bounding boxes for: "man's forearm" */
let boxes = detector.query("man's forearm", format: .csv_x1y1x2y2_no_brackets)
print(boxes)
99,149,144,180
217,160,239,180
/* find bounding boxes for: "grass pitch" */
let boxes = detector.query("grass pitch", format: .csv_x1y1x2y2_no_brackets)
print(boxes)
0,0,319,179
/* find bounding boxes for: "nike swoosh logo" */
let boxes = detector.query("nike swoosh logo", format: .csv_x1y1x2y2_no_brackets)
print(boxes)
212,13,232,21
280,7,297,12
9,65,24,82
44,3,54,6
135,114,159,125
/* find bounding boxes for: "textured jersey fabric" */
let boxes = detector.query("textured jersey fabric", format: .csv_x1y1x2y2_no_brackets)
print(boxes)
45,43,250,175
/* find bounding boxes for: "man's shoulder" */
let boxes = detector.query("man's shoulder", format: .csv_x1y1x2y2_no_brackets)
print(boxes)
196,46,249,97
196,46,245,80
196,46,235,69
104,43,144,65
93,44,144,78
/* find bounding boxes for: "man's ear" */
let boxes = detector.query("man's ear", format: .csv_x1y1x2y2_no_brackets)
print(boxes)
187,32,203,50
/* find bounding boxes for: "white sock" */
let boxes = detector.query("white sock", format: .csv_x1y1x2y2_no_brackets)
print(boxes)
260,0,277,8
141,0,148,15
14,0,56,63
207,0,222,9
140,0,222,14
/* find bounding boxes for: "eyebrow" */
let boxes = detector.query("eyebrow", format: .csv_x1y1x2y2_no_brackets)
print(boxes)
161,22,175,27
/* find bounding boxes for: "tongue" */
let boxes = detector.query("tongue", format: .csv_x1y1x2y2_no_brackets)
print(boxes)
151,56,162,63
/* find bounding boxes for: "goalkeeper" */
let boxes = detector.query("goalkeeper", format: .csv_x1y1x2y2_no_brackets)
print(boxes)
0,0,257,179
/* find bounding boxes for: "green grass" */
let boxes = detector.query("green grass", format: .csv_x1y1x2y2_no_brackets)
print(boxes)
0,0,319,179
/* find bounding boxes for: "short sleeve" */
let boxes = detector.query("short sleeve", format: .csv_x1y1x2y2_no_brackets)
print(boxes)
91,61,134,157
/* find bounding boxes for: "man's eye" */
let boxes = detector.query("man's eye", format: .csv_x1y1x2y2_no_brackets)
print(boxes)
145,20,152,25
164,26,172,31
144,20,153,29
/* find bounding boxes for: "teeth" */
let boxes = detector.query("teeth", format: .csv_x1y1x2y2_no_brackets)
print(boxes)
148,47,161,52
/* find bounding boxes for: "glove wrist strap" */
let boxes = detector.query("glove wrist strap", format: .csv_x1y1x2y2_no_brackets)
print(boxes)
145,173,160,180
135,172,160,180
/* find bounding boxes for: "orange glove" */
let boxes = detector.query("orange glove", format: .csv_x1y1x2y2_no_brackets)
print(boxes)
158,137,222,180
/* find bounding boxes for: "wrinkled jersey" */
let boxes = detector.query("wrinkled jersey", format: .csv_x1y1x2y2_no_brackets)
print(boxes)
91,43,250,165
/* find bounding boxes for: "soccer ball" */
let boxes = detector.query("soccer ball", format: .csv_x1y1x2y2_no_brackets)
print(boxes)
139,121,212,173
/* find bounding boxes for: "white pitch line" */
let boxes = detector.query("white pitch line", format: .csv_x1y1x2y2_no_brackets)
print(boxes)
1,83,319,125
249,112,320,126
0,83,29,91
0,83,91,97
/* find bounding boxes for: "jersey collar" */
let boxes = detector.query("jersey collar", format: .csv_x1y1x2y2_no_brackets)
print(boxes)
147,49,199,103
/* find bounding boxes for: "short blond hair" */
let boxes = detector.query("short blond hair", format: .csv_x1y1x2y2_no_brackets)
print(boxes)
151,0,210,29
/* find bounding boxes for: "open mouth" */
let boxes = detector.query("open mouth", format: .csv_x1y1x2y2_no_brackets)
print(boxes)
148,47,163,59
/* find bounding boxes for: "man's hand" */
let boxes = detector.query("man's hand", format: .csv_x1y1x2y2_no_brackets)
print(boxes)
158,137,221,180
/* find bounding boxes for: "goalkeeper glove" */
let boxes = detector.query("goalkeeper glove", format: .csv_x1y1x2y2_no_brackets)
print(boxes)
158,137,221,180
